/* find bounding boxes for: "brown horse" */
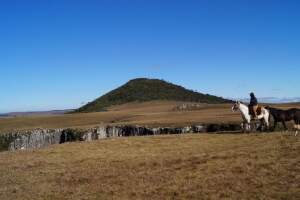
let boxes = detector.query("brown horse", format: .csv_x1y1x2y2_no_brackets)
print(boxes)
265,106,300,135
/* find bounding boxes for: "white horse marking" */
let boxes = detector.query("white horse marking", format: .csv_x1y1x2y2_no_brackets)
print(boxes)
294,124,300,136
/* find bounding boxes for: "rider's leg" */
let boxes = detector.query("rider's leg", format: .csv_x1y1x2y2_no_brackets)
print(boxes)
253,105,258,119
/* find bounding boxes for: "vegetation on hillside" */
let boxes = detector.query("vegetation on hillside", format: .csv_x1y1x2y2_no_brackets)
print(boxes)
75,78,232,113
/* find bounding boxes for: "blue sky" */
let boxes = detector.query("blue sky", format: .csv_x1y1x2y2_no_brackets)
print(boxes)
0,0,299,113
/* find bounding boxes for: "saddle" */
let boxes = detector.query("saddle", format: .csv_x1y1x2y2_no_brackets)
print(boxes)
249,105,263,117
256,106,263,115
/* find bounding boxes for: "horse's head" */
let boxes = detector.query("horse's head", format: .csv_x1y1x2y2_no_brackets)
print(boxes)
232,101,241,112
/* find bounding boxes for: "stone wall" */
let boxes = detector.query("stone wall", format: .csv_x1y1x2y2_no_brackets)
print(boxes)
1,129,63,151
0,124,240,152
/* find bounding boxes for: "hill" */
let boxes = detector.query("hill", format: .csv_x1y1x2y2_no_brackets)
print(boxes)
75,78,233,113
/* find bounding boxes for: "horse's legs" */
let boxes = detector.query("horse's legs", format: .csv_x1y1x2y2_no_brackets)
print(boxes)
282,121,287,131
294,122,298,136
262,116,270,132
241,122,246,133
248,123,252,133
251,120,257,132
264,120,269,132
294,120,299,136
243,122,247,133
264,116,270,132
273,120,278,131
244,122,249,133
247,124,250,133
245,121,251,133
259,118,264,132
248,121,252,133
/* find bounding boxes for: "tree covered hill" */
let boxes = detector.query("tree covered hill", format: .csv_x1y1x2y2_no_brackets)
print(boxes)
75,78,232,113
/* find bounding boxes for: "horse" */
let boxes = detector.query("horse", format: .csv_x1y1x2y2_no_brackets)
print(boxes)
232,101,270,132
265,106,300,136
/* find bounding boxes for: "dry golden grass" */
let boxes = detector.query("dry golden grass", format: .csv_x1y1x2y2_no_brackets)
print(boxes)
0,133,299,199
1,101,300,132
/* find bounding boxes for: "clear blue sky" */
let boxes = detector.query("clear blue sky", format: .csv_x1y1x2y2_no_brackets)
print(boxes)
0,0,299,113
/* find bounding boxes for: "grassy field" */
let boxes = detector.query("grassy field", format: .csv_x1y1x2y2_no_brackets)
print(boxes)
1,101,299,132
0,133,299,199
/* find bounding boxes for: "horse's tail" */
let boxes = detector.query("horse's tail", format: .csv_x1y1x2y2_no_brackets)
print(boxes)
265,107,271,120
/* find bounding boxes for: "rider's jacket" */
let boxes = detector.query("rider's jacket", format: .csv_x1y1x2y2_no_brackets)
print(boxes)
249,95,258,106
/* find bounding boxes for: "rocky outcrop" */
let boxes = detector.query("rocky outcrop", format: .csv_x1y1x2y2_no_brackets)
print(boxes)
173,103,203,111
0,129,63,151
0,123,240,152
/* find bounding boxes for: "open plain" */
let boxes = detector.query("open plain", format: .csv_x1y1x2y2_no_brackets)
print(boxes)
1,101,300,199
0,133,299,200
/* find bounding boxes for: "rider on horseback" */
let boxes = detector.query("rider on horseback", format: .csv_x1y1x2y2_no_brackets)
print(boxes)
249,92,258,119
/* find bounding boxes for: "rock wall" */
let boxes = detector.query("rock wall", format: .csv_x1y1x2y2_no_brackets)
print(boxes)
1,129,63,151
0,124,240,152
